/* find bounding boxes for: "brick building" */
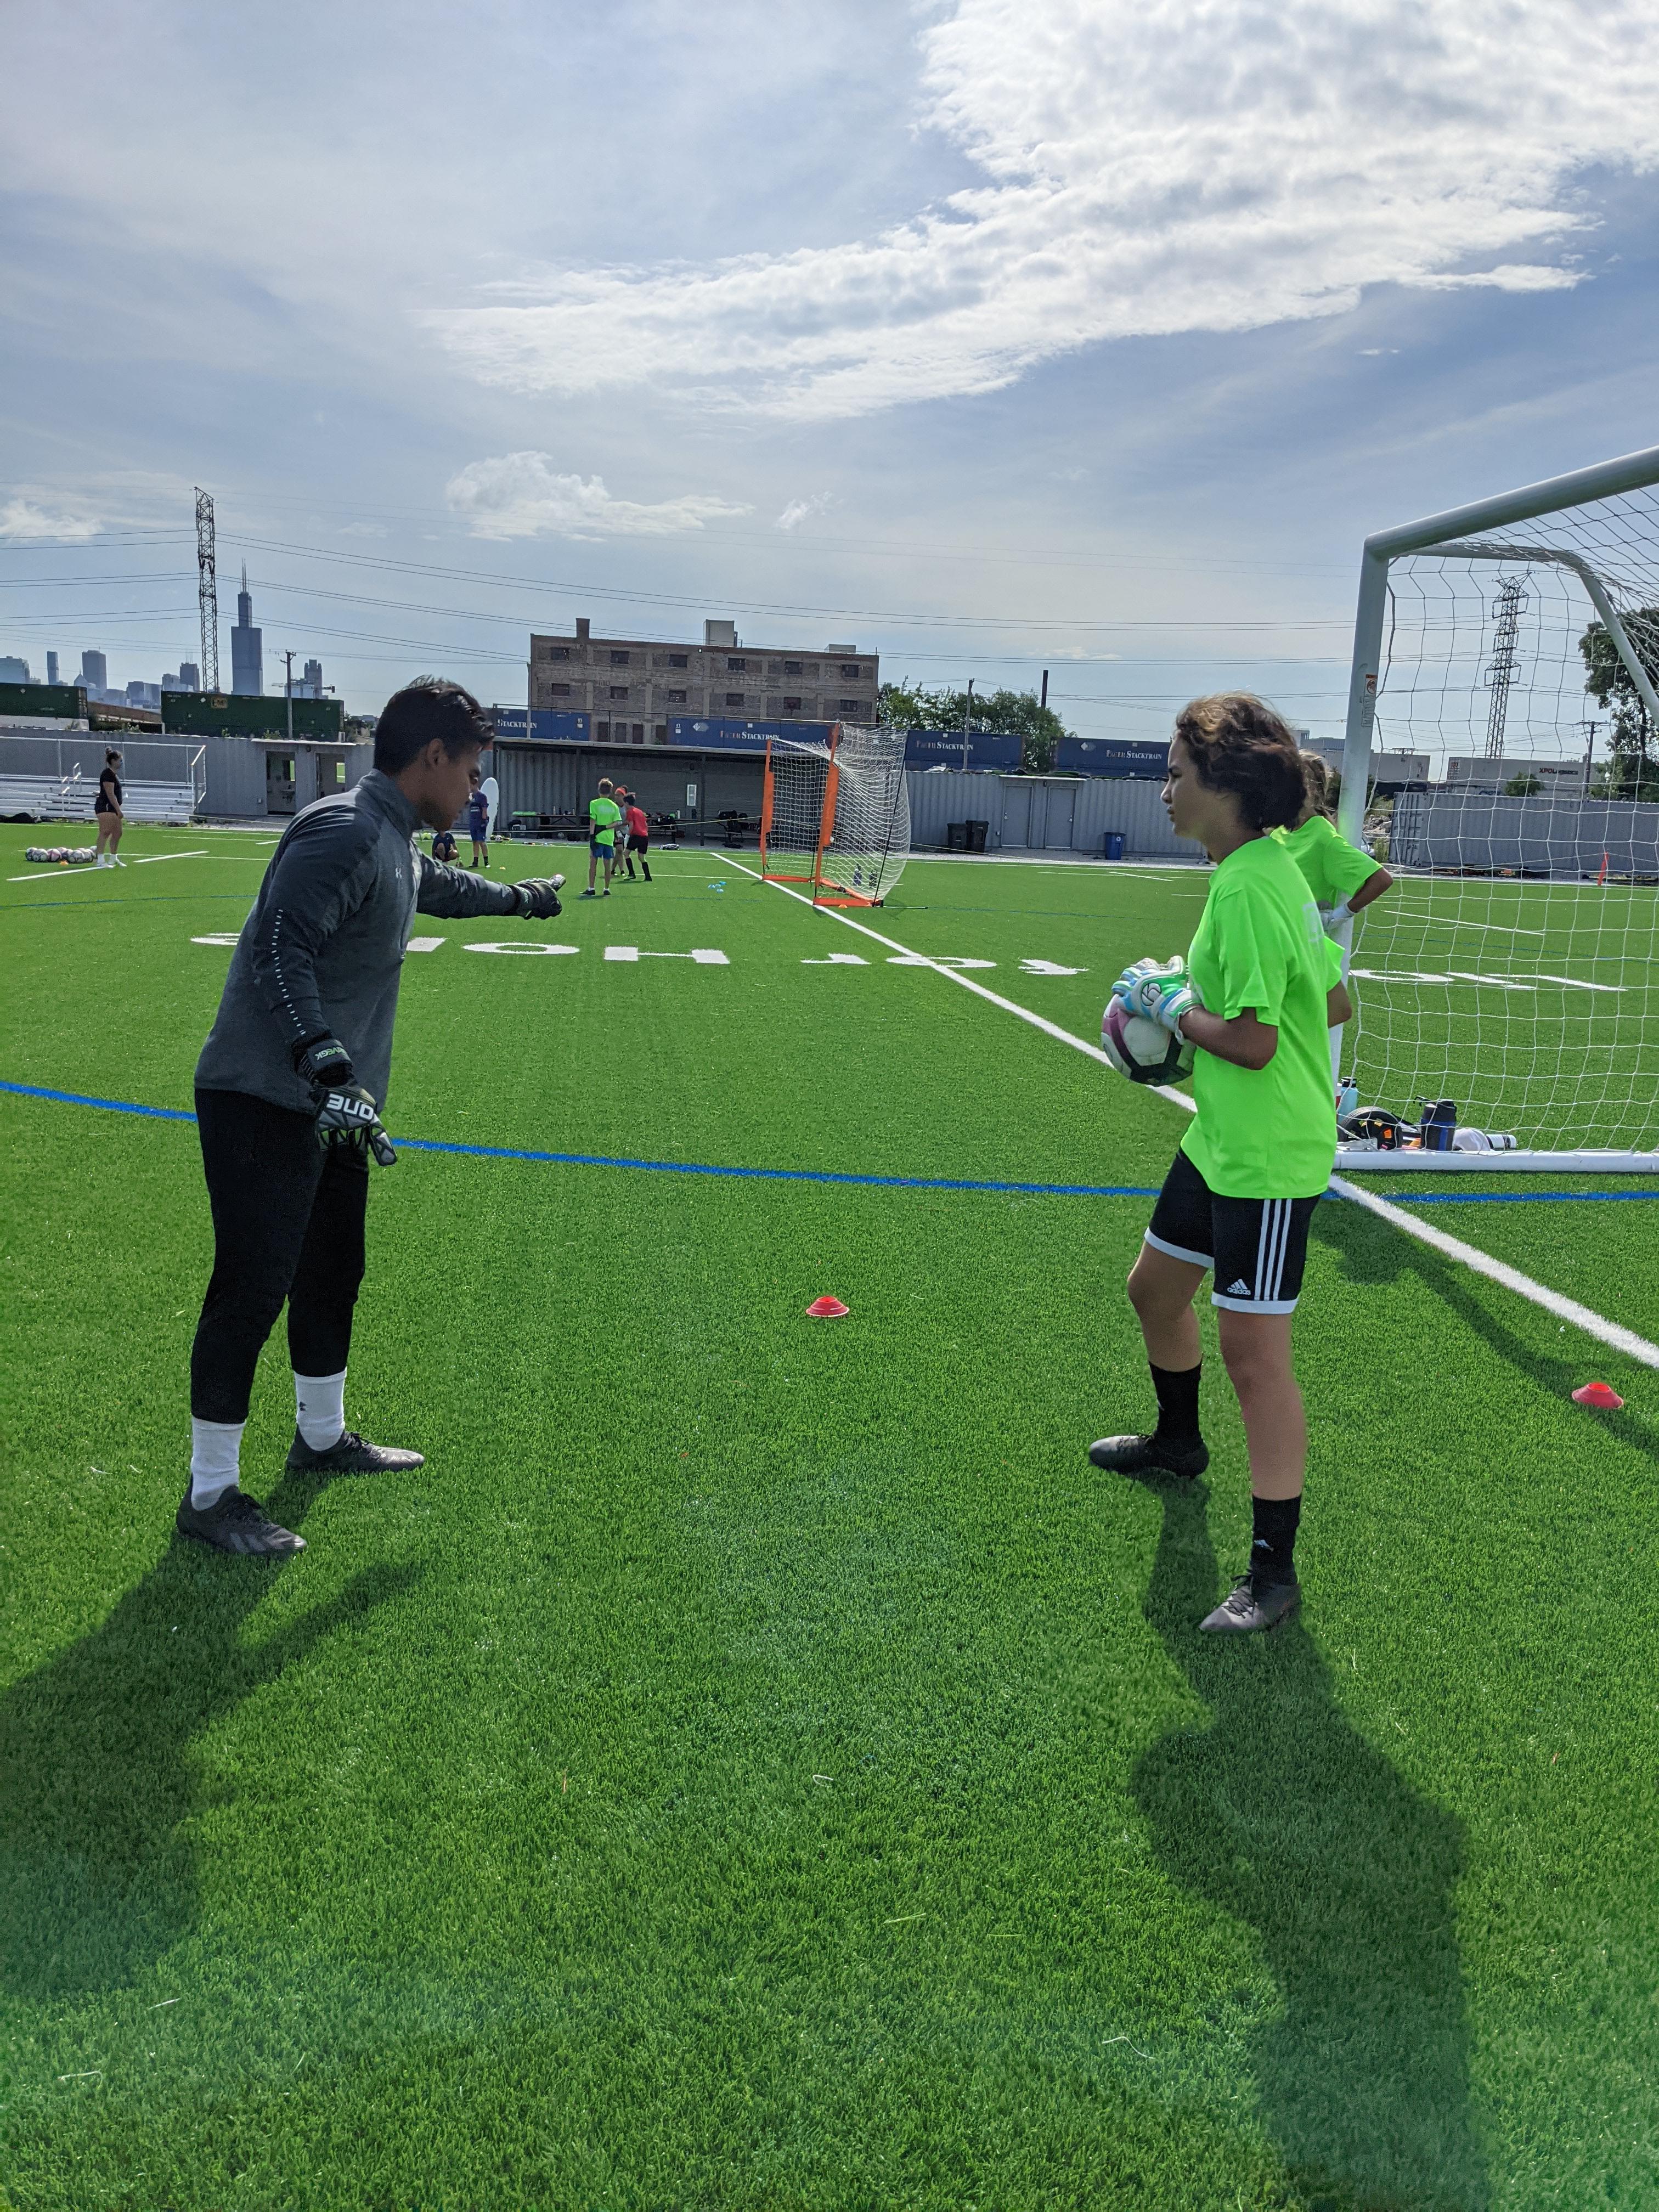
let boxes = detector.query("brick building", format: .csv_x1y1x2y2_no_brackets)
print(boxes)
529,616,878,743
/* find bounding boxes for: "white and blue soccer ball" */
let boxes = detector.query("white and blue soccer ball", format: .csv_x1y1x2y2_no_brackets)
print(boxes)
1101,998,1195,1085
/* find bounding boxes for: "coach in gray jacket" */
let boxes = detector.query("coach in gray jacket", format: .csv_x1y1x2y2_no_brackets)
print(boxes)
179,678,564,1556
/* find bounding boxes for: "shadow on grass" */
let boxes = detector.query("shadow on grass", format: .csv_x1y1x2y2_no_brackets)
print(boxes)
1132,1482,1490,2212
1315,1198,1659,1460
0,1472,420,1999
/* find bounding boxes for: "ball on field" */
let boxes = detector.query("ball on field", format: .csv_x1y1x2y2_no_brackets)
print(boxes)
1101,997,1194,1085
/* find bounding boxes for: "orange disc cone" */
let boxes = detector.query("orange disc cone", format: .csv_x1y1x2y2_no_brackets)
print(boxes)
1571,1380,1624,1409
806,1295,849,1319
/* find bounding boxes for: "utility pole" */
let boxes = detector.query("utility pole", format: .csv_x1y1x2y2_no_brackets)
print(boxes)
962,677,974,773
1040,668,1049,713
1582,717,1600,798
194,489,219,691
280,648,295,749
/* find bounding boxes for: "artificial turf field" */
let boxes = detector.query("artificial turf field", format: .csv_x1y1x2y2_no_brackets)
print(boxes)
4,821,1659,2212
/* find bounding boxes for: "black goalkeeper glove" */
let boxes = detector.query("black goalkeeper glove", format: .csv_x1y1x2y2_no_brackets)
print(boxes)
512,874,565,919
295,1036,397,1167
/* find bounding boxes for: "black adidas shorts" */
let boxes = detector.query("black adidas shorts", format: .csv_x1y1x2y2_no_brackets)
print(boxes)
1144,1149,1321,1316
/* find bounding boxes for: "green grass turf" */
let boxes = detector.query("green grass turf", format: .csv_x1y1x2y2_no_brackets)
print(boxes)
4,823,1659,2209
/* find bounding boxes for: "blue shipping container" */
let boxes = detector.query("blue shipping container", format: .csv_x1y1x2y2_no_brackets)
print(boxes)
491,708,591,743
668,717,837,753
902,729,1023,771
1055,737,1169,778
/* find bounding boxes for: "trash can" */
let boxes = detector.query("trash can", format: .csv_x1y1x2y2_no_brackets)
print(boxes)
946,821,967,850
966,820,989,854
1102,832,1125,861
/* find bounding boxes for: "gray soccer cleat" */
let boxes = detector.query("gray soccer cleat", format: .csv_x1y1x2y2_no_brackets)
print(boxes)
284,1429,425,1476
1199,1574,1302,1635
1088,1432,1209,1480
176,1487,304,1556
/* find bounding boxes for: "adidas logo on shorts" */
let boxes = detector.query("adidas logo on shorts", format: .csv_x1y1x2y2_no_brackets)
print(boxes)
1226,1279,1251,1296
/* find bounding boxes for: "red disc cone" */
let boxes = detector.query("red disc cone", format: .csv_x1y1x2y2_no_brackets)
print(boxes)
1571,1380,1624,1409
806,1295,849,1319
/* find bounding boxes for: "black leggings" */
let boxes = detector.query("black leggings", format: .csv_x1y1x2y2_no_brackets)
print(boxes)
190,1087,369,1423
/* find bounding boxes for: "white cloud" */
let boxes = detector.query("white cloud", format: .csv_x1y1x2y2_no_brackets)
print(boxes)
0,498,103,541
426,0,1659,420
775,493,835,531
443,454,750,540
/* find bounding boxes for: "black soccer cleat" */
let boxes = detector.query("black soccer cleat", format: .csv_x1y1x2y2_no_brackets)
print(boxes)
176,1487,304,1556
1199,1573,1302,1635
284,1429,426,1476
1088,1431,1209,1480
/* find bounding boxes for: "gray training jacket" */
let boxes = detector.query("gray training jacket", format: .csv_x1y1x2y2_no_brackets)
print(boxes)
196,769,524,1114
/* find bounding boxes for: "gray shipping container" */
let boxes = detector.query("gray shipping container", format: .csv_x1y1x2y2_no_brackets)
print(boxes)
905,770,1203,861
1389,791,1659,877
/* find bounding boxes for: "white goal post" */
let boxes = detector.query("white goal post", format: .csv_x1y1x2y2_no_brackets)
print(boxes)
1336,444,1659,1171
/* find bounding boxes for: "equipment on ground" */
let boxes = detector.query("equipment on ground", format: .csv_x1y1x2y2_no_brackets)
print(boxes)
25,846,95,864
1336,442,1659,1171
1101,998,1195,1085
479,774,499,840
759,725,909,907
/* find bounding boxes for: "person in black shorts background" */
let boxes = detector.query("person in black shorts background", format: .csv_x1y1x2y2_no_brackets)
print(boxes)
623,793,651,881
432,826,458,864
93,749,126,867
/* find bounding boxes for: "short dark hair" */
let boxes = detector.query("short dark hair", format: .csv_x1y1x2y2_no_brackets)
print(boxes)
374,678,492,774
1173,693,1305,833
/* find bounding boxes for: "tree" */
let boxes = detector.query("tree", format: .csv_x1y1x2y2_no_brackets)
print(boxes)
1503,772,1543,797
878,680,1073,772
1579,614,1659,799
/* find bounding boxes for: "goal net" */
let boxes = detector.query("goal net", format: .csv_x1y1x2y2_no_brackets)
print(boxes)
1337,445,1659,1169
760,725,910,907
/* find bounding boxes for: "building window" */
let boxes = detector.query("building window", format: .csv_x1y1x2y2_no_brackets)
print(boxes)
610,685,629,700
783,696,803,714
653,723,669,744
726,656,746,672
784,659,803,676
668,652,688,668
725,692,745,709
631,724,645,744
610,650,630,665
838,698,862,713
541,645,569,661
548,682,571,697
595,721,610,740
665,688,687,704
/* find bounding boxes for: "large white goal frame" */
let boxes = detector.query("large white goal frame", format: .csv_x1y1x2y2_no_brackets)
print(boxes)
1336,443,1659,1171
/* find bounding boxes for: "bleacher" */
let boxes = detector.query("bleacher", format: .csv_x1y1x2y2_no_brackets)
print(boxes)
0,736,204,827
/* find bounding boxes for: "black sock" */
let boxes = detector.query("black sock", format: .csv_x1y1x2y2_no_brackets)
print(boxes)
1251,1493,1302,1585
1149,1361,1201,1447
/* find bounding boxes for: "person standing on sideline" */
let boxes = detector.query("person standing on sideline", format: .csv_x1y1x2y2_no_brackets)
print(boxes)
582,776,622,898
178,679,566,1557
466,765,491,868
1089,694,1340,1635
611,786,630,879
623,792,652,881
1276,752,1392,941
93,749,126,867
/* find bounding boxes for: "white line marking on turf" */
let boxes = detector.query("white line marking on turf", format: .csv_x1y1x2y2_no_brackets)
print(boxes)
406,936,445,953
132,850,210,865
724,851,1659,1367
1330,1176,1659,1370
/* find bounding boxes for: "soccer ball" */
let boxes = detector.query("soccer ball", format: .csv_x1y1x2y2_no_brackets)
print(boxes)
1101,998,1195,1085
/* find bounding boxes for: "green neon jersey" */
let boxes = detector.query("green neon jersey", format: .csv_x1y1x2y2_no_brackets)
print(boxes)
1272,813,1378,907
1181,836,1337,1200
588,795,622,848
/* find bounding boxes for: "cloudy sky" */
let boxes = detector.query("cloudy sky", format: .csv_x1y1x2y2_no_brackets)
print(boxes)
3,0,1657,732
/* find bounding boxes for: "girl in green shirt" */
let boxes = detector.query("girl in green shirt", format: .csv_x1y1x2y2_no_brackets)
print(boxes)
1091,695,1349,1636
1275,752,1393,932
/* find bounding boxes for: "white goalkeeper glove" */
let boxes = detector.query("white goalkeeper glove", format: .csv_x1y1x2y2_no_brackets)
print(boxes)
1111,955,1200,1036
1321,899,1353,931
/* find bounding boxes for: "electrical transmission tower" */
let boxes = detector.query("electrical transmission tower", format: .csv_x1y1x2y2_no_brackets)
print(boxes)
1483,575,1527,759
195,488,220,691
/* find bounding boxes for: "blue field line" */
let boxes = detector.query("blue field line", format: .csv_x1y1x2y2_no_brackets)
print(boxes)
3,1079,1656,1203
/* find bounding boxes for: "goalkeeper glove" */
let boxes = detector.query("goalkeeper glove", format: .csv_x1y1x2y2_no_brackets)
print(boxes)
295,1036,397,1167
512,875,565,919
1111,955,1200,1035
1321,898,1353,930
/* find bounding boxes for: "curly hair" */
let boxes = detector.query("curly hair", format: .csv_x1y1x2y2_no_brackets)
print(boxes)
1298,749,1336,820
1172,693,1306,833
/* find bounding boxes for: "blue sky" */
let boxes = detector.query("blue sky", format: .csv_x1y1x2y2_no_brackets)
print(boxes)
2,0,1656,733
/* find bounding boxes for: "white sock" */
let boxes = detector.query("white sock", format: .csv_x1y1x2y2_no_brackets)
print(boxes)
189,1418,245,1509
294,1368,346,1451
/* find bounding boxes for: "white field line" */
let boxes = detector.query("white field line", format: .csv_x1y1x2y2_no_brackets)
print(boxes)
726,854,1659,1370
132,849,210,865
